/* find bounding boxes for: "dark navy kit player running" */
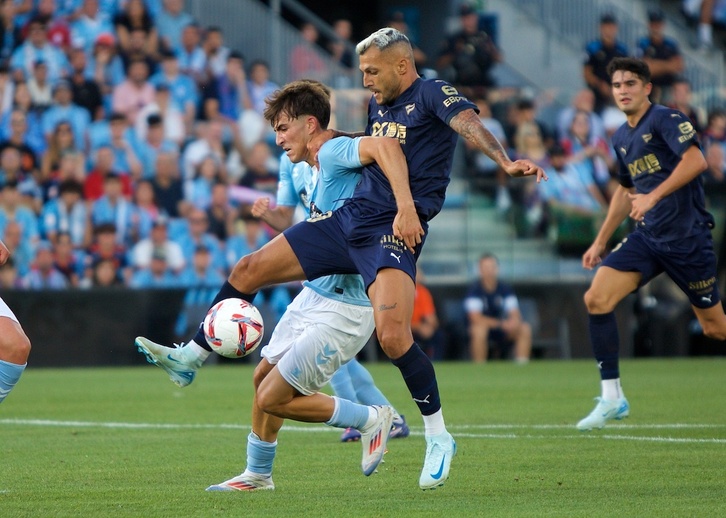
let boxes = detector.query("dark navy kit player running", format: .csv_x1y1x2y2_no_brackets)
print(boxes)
577,57,726,431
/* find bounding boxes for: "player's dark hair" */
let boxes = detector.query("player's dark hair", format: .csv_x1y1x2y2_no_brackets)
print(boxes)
480,252,499,264
263,80,331,129
607,57,651,84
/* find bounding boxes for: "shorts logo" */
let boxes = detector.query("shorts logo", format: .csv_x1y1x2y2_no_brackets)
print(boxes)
390,252,401,263
701,295,713,304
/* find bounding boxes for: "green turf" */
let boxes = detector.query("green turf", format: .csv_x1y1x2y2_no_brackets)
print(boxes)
1,359,725,517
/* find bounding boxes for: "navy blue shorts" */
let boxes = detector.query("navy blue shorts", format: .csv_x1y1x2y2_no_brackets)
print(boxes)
603,230,720,308
283,200,428,290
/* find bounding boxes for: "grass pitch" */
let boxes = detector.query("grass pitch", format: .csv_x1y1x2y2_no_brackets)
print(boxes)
1,359,725,517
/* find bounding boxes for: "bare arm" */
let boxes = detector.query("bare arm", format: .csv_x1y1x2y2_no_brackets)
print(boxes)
251,198,296,232
0,239,9,265
582,184,633,270
449,109,547,181
357,136,423,251
628,144,707,221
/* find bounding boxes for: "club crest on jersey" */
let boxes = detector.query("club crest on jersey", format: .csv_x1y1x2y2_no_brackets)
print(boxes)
405,103,416,114
620,147,627,155
642,133,652,143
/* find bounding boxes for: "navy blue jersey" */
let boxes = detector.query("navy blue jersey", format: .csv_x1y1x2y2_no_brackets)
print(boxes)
463,281,519,320
611,104,713,242
355,78,477,221
636,36,681,87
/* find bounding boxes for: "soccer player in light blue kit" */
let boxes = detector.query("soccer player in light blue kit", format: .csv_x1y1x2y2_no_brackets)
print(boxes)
0,238,31,405
254,152,410,444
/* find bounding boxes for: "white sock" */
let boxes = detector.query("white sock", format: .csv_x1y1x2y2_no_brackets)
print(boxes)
186,340,211,362
699,23,713,46
422,409,447,437
601,378,622,400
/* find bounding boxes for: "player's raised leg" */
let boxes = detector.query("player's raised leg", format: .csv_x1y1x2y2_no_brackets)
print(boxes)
0,301,31,405
368,268,456,489
577,266,638,431
135,234,306,386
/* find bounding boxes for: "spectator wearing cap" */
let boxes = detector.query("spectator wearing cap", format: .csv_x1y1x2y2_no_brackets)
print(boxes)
41,79,91,151
135,113,178,179
10,17,70,83
583,13,629,114
177,23,207,85
40,178,89,248
111,57,155,125
150,48,198,132
134,83,185,146
130,214,185,273
157,0,194,53
636,9,684,104
35,0,72,53
22,240,68,289
68,47,104,121
89,171,138,246
27,60,53,110
436,3,502,100
70,0,115,54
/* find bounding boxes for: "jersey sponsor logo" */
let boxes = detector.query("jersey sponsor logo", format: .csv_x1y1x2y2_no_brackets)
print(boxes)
677,121,696,143
380,234,405,254
642,133,652,143
405,103,416,114
370,121,407,143
627,153,661,178
443,96,467,107
688,277,716,292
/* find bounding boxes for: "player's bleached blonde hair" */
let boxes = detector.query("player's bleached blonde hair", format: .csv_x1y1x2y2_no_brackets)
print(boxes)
355,27,411,56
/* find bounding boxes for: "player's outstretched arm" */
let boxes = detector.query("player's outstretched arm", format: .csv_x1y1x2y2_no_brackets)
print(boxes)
582,185,633,270
449,109,547,182
627,145,707,221
358,136,423,251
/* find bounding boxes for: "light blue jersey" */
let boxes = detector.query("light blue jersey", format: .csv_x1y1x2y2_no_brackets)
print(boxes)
277,138,367,306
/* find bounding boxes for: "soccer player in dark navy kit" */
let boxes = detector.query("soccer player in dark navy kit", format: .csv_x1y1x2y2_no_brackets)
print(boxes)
135,27,545,489
577,57,726,431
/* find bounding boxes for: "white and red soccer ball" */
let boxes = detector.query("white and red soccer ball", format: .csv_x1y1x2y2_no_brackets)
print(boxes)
203,298,264,358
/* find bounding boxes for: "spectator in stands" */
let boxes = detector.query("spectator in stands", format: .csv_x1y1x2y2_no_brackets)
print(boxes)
0,3,18,64
112,57,155,125
119,27,158,74
247,60,278,118
204,50,250,124
0,147,40,211
150,49,198,133
224,213,268,271
178,244,225,286
0,256,22,288
289,22,328,82
583,13,629,114
10,17,70,83
206,181,235,242
0,179,39,245
40,178,88,248
0,109,44,174
68,47,104,121
42,80,90,151
636,9,684,104
560,109,614,197
134,84,184,146
22,240,68,288
0,83,43,150
151,151,185,218
86,33,126,109
114,0,158,59
411,268,444,361
129,246,178,287
703,109,726,183
238,141,278,206
327,18,354,88
106,111,141,179
0,65,16,116
83,222,130,285
84,257,124,287
557,88,606,142
178,23,206,85
513,120,549,235
464,253,532,364
0,220,32,277
682,0,726,50
40,149,85,201
135,113,178,179
27,60,52,111
507,97,554,150
52,230,82,286
202,25,230,81
89,172,137,245
387,11,428,72
181,119,226,181
176,207,225,274
667,77,705,137
70,0,115,54
37,0,72,53
130,215,184,273
436,3,501,100
157,0,194,53
131,179,157,239
185,154,223,210
40,121,76,185
84,145,132,200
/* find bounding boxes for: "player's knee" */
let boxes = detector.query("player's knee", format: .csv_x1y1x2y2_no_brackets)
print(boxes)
375,326,412,358
583,288,612,314
252,361,272,390
255,386,278,415
0,328,30,362
229,253,260,292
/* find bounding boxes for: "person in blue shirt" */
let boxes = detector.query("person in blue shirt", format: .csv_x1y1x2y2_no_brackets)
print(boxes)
577,57,726,432
129,248,178,288
150,49,198,130
136,28,545,491
583,13,629,114
41,81,91,152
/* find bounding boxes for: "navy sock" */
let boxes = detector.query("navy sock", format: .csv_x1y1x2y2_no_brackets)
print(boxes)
589,312,620,379
391,343,441,416
193,281,257,351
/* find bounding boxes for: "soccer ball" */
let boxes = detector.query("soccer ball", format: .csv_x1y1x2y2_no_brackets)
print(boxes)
203,298,264,358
